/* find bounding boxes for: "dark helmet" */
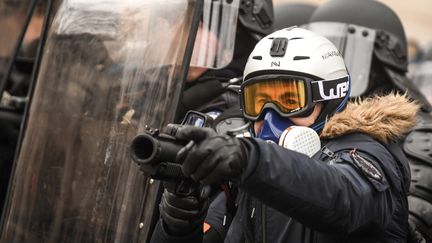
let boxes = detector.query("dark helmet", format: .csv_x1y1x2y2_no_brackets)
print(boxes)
274,2,316,30
307,0,431,110
238,0,274,39
310,0,407,73
232,0,274,60
191,0,273,69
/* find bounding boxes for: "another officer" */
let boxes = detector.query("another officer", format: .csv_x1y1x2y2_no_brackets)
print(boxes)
176,0,274,123
151,27,418,242
307,0,432,240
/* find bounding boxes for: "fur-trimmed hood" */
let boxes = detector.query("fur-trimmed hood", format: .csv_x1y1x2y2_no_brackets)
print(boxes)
321,93,420,144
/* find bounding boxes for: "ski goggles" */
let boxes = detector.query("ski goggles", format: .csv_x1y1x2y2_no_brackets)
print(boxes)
240,74,350,120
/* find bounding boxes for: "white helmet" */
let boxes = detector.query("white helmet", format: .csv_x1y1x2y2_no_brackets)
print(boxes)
240,27,351,130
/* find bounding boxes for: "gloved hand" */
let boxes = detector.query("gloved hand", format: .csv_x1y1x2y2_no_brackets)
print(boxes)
170,124,247,185
159,188,208,236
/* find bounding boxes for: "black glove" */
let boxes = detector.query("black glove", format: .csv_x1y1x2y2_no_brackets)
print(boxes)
159,188,209,236
172,125,247,185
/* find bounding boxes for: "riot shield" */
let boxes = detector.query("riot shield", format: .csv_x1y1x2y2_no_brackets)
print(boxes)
0,0,199,242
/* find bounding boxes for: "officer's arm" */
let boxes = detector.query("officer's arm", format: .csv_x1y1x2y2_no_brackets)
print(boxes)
238,138,396,234
150,192,229,243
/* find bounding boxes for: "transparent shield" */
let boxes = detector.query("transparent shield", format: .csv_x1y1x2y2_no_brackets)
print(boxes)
1,0,197,242
307,22,376,97
190,0,240,69
0,0,32,75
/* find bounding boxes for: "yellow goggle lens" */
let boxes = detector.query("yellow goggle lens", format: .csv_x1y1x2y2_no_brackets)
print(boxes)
243,79,306,117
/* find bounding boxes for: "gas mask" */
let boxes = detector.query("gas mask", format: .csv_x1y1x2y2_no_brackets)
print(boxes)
256,109,321,158
256,109,294,144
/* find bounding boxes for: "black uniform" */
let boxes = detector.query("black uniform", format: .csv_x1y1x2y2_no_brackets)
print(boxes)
150,94,415,243
405,110,432,241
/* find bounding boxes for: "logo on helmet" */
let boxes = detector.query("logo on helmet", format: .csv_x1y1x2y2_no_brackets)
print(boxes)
317,80,349,100
271,61,281,67
321,50,341,60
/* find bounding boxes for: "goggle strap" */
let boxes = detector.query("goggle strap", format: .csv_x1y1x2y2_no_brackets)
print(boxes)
311,76,350,102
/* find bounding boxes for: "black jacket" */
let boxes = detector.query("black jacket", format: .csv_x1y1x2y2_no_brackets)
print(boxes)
151,94,418,243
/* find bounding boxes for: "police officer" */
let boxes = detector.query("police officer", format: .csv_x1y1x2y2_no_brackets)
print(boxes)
307,0,432,240
150,27,418,243
176,0,274,124
146,1,273,240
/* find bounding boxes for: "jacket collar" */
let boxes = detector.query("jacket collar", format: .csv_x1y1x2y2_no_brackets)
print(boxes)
321,93,419,144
